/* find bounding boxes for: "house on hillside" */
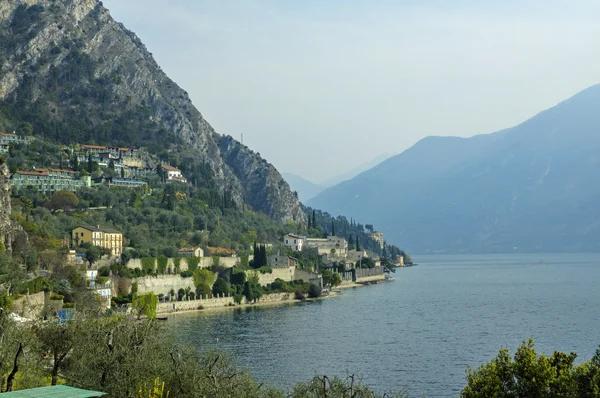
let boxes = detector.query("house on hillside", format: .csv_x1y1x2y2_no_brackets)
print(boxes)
283,233,304,251
162,164,187,183
72,225,123,257
304,236,348,258
267,251,298,269
0,132,32,145
178,247,204,258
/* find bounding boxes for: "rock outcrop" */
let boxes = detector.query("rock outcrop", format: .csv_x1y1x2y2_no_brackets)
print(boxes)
0,161,26,255
0,0,305,223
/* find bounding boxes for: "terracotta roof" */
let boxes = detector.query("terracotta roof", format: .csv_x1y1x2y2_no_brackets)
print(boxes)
81,144,107,149
47,168,76,173
14,170,48,176
208,247,236,256
162,164,180,171
284,233,303,239
76,225,122,234
1,133,16,137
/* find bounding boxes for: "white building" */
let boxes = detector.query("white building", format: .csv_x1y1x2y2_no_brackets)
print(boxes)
162,164,187,183
305,236,348,258
283,233,304,251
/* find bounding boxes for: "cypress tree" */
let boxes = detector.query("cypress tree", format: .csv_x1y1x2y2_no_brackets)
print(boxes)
72,154,78,171
331,220,335,236
356,236,360,251
87,152,93,172
307,214,311,230
312,210,316,229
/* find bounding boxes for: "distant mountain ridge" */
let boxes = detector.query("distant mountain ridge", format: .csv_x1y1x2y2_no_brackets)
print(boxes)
0,0,304,223
308,85,600,253
283,154,392,202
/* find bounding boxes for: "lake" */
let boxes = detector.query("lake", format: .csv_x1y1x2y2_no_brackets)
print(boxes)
168,254,600,397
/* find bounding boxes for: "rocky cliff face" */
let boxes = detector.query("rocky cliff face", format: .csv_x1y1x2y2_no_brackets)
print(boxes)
0,0,305,223
0,161,26,254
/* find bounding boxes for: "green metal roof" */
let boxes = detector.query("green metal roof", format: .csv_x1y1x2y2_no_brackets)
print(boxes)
2,386,106,397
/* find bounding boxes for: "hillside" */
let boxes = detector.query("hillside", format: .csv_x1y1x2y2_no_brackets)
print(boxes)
308,85,600,253
0,0,304,223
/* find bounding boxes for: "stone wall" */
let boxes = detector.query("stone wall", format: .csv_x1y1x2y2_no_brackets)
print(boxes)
156,292,294,314
248,266,295,286
294,269,323,287
125,255,249,272
134,275,195,296
12,292,47,319
355,267,385,283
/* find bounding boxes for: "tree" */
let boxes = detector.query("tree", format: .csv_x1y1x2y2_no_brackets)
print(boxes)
71,153,78,171
321,270,341,289
108,159,115,170
85,246,101,267
365,224,374,233
356,236,360,251
35,322,74,385
132,293,158,319
192,269,216,289
460,339,600,398
312,210,316,229
212,277,230,296
331,220,335,236
48,190,79,212
196,283,212,299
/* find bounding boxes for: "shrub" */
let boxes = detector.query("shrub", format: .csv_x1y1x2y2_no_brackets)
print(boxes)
141,257,156,274
258,266,272,274
62,302,76,308
212,277,230,296
185,256,200,272
173,257,181,273
196,283,212,299
50,293,64,300
156,255,168,274
308,284,322,298
233,294,243,305
230,268,246,285
98,266,110,277
180,270,193,278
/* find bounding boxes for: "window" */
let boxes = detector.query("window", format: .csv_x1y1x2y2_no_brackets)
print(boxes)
294,239,297,244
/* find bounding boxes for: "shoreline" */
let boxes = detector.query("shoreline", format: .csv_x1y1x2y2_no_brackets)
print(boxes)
159,276,390,318
161,290,343,317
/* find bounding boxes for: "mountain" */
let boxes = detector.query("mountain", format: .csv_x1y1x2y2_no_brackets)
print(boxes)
282,173,325,202
308,85,600,253
321,153,392,187
0,0,304,223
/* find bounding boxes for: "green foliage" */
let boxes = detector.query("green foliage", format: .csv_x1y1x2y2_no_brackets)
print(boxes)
290,374,405,398
461,339,600,397
156,255,168,274
185,256,200,273
258,266,272,274
192,269,216,289
173,257,181,273
212,277,230,296
132,292,158,319
243,274,263,303
48,190,79,212
0,293,13,312
85,246,101,266
233,294,244,305
196,283,212,299
141,257,156,274
212,256,220,268
308,284,322,298
18,276,51,295
231,268,246,286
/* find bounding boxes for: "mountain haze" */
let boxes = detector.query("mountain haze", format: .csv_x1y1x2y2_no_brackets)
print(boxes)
308,85,600,253
282,173,324,203
0,0,304,223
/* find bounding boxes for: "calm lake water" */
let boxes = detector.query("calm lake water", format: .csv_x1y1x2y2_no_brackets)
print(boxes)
168,254,600,397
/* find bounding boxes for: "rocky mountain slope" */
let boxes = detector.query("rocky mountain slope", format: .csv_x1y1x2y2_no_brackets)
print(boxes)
308,85,600,253
282,173,325,203
0,160,27,255
0,0,304,223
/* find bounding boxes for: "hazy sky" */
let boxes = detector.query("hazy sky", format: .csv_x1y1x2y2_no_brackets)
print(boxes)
103,0,600,183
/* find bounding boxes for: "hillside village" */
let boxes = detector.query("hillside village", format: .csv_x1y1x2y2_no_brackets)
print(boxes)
1,131,408,320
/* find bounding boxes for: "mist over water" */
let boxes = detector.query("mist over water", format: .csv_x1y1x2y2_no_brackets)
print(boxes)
169,254,600,397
